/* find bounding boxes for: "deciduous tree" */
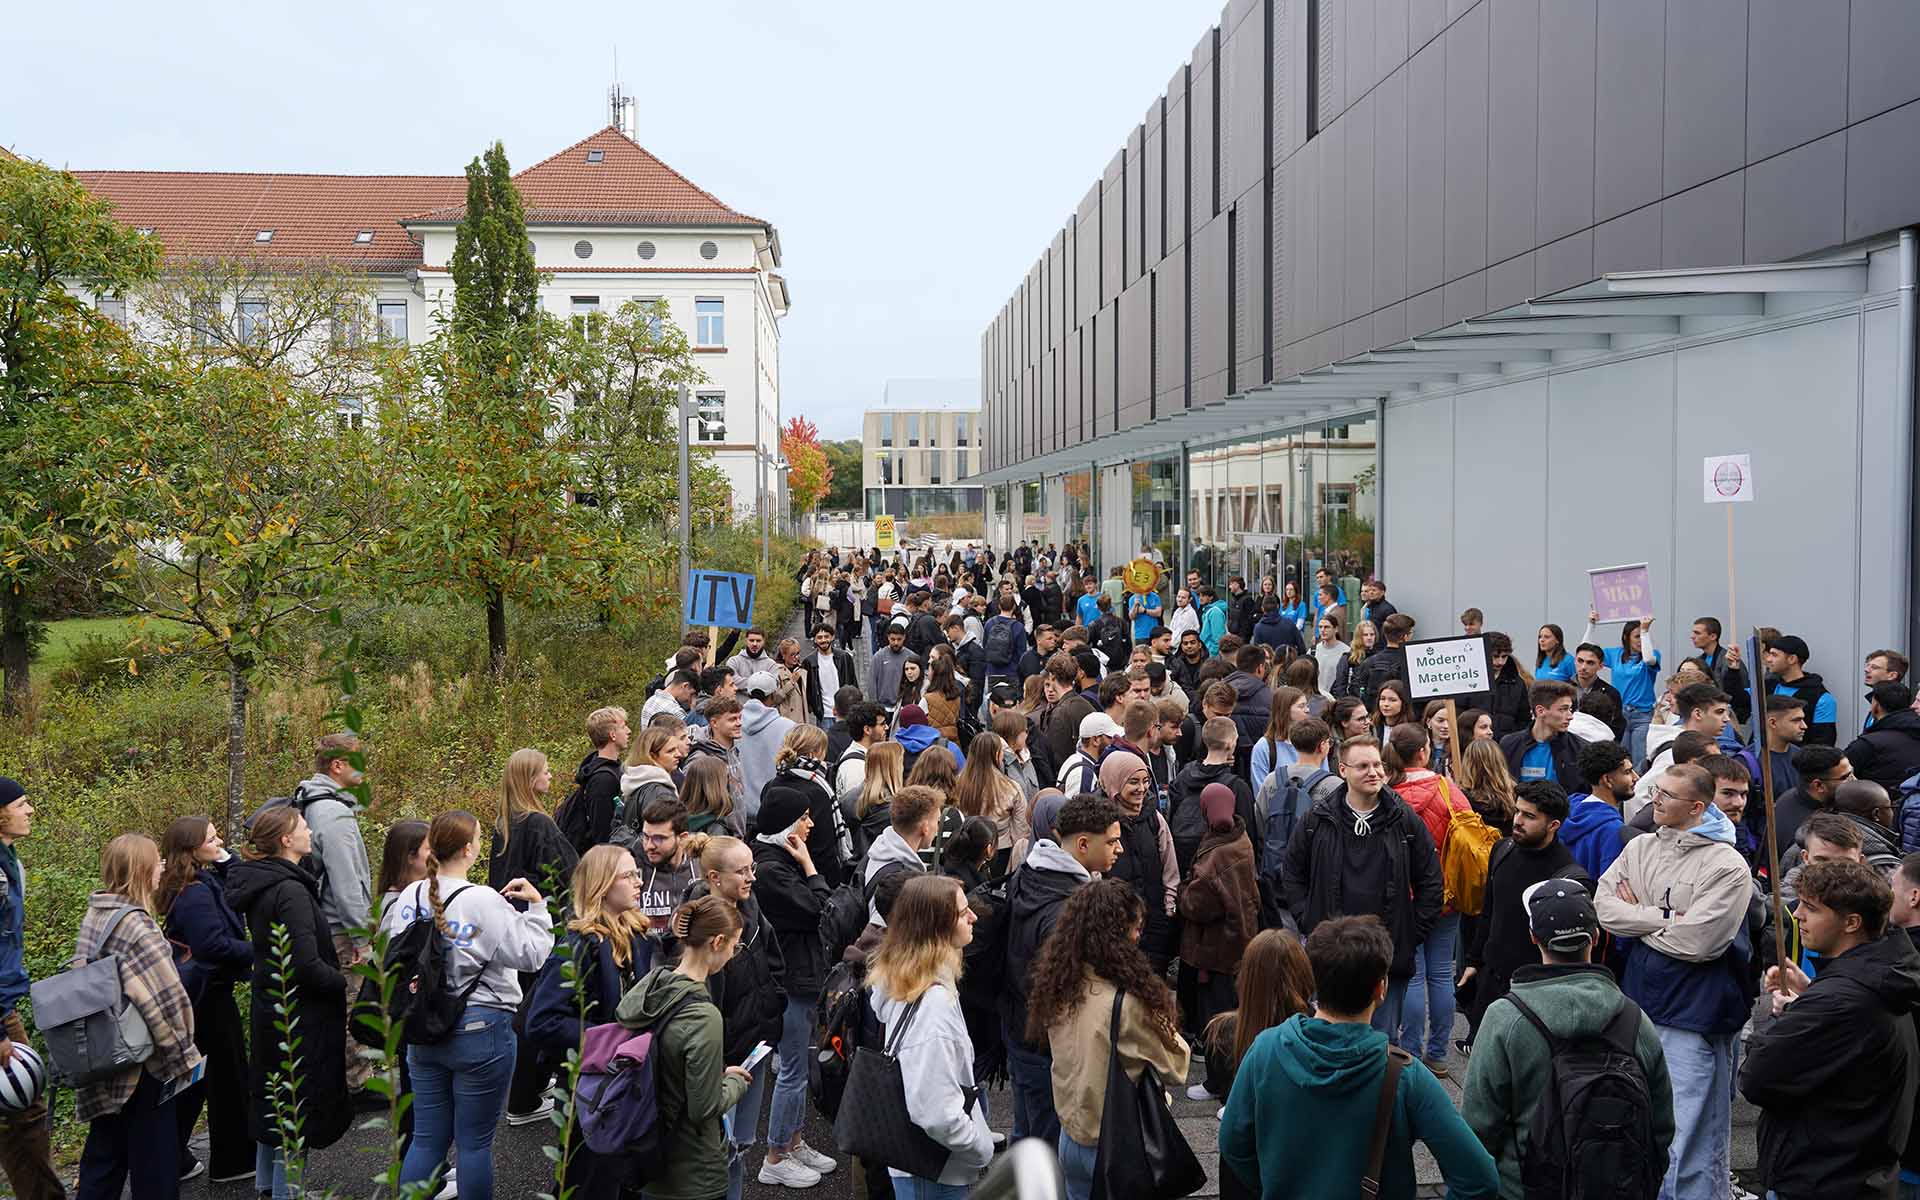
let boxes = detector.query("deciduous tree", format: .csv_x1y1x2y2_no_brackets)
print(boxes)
781,416,830,515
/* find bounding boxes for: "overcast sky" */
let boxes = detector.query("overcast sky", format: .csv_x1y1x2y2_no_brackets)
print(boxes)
6,0,1221,439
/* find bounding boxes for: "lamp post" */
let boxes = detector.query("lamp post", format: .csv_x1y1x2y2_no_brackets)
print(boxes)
677,385,691,599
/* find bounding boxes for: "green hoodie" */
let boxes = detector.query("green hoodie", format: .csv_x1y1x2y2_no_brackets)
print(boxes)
1460,963,1676,1199
1219,1015,1497,1199
614,965,748,1200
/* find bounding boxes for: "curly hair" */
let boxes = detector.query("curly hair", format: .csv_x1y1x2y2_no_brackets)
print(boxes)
1024,878,1181,1048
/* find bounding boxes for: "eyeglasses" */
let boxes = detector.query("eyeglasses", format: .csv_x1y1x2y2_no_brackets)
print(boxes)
725,864,757,878
615,870,642,883
640,832,676,846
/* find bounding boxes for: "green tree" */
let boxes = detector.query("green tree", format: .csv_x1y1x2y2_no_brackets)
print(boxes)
450,142,541,381
821,438,864,512
0,152,160,713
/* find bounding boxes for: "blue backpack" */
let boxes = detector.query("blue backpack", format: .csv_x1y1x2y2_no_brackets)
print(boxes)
577,992,698,1169
1262,767,1332,885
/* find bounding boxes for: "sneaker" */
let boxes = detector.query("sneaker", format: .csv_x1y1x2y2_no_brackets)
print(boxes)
756,1156,823,1189
991,1131,1008,1151
787,1139,837,1176
434,1168,458,1200
1184,1083,1216,1101
1728,1172,1759,1200
179,1157,205,1183
505,1099,554,1127
211,1168,258,1184
1423,1057,1451,1080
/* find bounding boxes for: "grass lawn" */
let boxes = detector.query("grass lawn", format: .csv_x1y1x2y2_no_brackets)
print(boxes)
33,615,142,668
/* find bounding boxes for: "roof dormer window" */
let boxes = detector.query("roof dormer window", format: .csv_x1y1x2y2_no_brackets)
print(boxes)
354,230,374,244
255,229,274,243
586,149,605,163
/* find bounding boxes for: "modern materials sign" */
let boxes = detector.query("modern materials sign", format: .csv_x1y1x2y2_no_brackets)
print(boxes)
1406,636,1492,701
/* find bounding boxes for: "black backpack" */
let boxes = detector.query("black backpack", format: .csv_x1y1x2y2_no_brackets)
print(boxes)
984,617,1015,667
959,876,1011,1004
1505,994,1662,1200
818,882,870,969
553,766,603,855
809,959,870,1120
376,882,485,1047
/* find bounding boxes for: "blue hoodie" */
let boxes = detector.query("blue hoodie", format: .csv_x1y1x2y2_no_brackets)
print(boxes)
895,723,965,771
1220,1015,1498,1200
1199,600,1229,656
1559,795,1626,881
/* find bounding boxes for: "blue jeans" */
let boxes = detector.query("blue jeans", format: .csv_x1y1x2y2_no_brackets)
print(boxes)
1004,1028,1059,1148
1399,913,1460,1061
894,1177,970,1200
724,1056,770,1200
1369,977,1409,1038
1655,1025,1736,1200
767,996,815,1150
403,1006,517,1200
1625,706,1655,769
1058,1132,1098,1200
254,1144,288,1200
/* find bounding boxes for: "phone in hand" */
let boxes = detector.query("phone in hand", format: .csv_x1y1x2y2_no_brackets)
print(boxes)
740,1041,773,1074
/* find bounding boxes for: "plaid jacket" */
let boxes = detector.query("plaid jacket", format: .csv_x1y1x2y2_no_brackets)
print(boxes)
73,893,204,1120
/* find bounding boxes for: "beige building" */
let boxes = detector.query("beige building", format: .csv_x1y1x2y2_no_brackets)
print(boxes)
862,379,983,519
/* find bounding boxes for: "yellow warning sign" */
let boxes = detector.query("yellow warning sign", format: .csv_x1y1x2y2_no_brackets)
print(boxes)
874,514,896,551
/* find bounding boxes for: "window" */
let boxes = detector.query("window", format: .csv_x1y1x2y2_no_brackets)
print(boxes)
190,299,218,346
135,226,154,237
695,298,724,346
926,417,939,447
927,451,942,484
956,449,969,479
574,240,594,259
878,415,894,448
571,295,602,337
878,452,894,485
699,240,719,260
354,230,374,244
377,301,408,342
237,298,267,344
254,230,273,243
636,295,664,339
95,296,127,326
336,398,365,431
331,306,364,348
906,413,921,447
694,391,726,442
955,413,970,445
586,149,605,163
1323,484,1353,517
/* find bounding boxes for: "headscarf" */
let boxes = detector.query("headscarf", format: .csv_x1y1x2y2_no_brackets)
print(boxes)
1028,788,1067,845
1200,782,1237,833
1098,750,1148,803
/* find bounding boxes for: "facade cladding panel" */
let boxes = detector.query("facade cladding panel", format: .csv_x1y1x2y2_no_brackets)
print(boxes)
1118,275,1154,429
984,0,1920,475
1093,302,1116,438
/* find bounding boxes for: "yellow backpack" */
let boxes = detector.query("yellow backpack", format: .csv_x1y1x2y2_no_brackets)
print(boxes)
1439,781,1502,915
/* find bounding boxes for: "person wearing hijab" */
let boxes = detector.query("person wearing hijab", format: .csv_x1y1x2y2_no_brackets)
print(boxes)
1177,784,1259,1041
1027,789,1068,849
1098,751,1180,969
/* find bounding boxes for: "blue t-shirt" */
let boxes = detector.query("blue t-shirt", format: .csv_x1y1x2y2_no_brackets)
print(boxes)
1279,601,1310,630
1129,592,1164,640
1603,647,1662,711
1075,593,1101,628
1519,740,1557,783
1774,679,1838,728
1535,654,1577,682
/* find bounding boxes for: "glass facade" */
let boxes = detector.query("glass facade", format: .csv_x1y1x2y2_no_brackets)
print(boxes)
1129,453,1182,604
1061,468,1093,554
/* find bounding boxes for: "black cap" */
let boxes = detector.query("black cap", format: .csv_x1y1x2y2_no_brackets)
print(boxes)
989,684,1022,707
1523,877,1598,953
1770,634,1810,663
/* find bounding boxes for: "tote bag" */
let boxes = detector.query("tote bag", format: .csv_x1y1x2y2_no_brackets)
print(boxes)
1090,989,1204,1200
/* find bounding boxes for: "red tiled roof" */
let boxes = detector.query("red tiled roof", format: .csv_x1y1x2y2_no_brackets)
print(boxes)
416,264,757,275
404,127,766,229
70,170,464,270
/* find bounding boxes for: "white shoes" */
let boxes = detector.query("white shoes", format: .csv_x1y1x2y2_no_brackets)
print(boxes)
756,1156,823,1189
786,1139,838,1175
434,1167,458,1200
1185,1083,1216,1101
505,1099,553,1127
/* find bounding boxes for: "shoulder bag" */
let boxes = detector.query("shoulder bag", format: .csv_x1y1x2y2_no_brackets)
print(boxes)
1360,1045,1413,1198
832,992,977,1179
1090,989,1204,1200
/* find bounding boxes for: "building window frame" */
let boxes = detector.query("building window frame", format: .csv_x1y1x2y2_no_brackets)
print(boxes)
694,390,727,443
377,300,408,343
695,297,725,347
236,297,268,345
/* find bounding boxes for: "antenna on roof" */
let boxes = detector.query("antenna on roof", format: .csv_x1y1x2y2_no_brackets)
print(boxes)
608,71,636,140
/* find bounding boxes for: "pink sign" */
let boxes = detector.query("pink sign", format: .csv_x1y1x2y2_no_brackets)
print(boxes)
1588,563,1652,623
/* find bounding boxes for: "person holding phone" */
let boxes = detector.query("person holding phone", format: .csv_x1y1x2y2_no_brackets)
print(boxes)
378,811,555,1200
616,896,755,1200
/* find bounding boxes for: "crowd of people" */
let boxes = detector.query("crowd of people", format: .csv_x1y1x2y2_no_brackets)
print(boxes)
6,536,1920,1200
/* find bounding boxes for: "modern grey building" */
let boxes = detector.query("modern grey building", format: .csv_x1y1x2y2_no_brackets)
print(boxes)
976,0,1920,734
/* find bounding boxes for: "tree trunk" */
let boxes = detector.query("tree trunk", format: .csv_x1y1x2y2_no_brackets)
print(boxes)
0,589,30,719
226,655,250,835
486,585,508,675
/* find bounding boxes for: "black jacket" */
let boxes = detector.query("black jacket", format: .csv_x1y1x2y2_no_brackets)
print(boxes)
1846,708,1920,796
1168,652,1208,695
1331,652,1364,700
1360,598,1399,626
525,929,655,1052
1227,591,1259,640
759,768,852,888
1088,613,1130,669
1106,807,1175,963
750,838,833,1000
1699,644,1753,724
1770,671,1838,747
953,636,989,709
824,718,853,766
163,862,253,1003
1001,853,1088,1050
1355,646,1410,712
225,856,351,1151
1741,928,1920,1198
488,812,580,900
1279,783,1442,979
1225,671,1273,751
1252,611,1307,655
804,649,858,723
1497,727,1591,795
564,752,624,853
682,885,785,1066
1465,839,1592,1025
1574,676,1628,739
906,611,943,659
1481,660,1532,739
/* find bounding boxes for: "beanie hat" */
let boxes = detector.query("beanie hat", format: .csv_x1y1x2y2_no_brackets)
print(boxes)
897,704,930,728
0,779,20,809
757,784,812,837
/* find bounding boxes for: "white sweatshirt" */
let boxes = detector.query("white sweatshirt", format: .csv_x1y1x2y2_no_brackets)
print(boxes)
378,875,555,1013
871,980,995,1185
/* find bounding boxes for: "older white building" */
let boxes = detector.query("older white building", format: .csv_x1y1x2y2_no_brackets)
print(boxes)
57,120,789,515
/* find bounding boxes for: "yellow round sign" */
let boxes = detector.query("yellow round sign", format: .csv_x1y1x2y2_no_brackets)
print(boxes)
1123,557,1163,595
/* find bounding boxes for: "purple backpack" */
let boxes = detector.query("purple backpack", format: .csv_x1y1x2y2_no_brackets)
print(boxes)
576,992,698,1165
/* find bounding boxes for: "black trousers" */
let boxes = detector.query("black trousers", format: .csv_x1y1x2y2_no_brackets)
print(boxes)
506,1030,562,1116
175,984,251,1178
78,1070,178,1200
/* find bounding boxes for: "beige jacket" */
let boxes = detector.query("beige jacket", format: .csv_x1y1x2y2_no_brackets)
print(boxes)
1594,814,1750,963
1046,970,1190,1146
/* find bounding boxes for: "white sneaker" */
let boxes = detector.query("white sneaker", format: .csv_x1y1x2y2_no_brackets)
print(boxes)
787,1139,837,1176
1185,1083,1216,1101
757,1156,823,1189
434,1168,458,1200
505,1099,553,1127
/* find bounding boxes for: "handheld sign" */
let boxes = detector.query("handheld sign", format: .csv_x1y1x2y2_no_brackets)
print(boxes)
874,515,897,551
1123,558,1163,595
1406,636,1492,701
684,571,758,630
1588,562,1653,623
1703,454,1755,503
